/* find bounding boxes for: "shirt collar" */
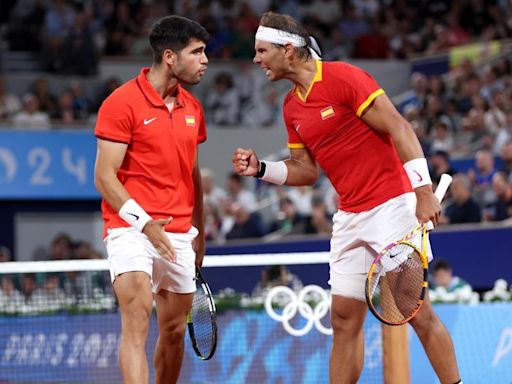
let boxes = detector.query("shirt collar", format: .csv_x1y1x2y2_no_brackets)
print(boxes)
295,60,323,102
136,67,186,108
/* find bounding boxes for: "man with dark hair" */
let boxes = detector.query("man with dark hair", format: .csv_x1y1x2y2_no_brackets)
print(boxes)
431,259,470,292
94,16,209,384
232,11,461,384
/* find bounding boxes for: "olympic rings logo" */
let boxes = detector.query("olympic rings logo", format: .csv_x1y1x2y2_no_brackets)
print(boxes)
264,285,332,337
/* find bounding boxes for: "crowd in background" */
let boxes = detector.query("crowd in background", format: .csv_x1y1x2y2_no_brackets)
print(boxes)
0,234,113,314
0,0,512,301
2,0,512,66
1,0,512,126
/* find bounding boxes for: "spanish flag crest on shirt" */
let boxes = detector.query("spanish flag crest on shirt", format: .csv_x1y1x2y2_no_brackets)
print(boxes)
185,115,196,126
320,106,335,120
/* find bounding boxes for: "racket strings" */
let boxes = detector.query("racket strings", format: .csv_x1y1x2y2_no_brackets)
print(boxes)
370,241,426,324
190,284,214,355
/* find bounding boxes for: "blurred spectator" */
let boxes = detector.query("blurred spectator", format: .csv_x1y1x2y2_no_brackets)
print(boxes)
268,197,312,236
485,172,512,221
72,240,93,259
42,0,76,72
225,203,266,240
287,185,313,217
201,167,227,207
104,1,137,55
31,78,58,115
468,149,497,207
20,274,37,305
257,85,281,127
60,6,98,75
0,246,12,262
430,259,471,292
204,202,222,242
0,77,21,119
226,172,257,212
0,275,24,310
309,195,332,235
499,140,512,180
429,150,456,186
69,82,91,120
484,89,507,136
12,93,51,129
52,90,76,123
352,17,389,59
33,273,66,308
398,72,428,114
253,265,303,296
440,173,482,224
205,72,240,125
430,122,455,154
45,233,74,261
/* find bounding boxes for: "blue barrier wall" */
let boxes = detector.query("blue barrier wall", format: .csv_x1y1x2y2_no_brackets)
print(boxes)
0,310,382,383
1,303,511,383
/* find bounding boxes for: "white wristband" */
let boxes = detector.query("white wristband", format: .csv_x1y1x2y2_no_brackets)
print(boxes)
118,199,153,232
403,158,432,189
261,160,288,185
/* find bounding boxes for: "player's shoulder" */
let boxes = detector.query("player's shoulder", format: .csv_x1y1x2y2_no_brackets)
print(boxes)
323,61,368,79
179,86,203,110
100,78,139,110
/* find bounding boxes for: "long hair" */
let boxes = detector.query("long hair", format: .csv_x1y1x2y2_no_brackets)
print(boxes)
149,15,209,63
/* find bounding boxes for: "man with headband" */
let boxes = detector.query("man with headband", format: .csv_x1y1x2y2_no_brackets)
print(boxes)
232,12,462,384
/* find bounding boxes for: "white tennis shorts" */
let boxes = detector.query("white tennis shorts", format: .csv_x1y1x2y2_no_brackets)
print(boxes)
104,226,198,294
329,192,433,301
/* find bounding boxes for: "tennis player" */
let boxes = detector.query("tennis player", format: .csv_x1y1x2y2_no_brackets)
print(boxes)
232,12,462,384
94,16,208,384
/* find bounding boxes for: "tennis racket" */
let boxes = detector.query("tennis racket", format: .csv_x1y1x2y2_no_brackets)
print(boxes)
365,174,453,326
187,267,217,360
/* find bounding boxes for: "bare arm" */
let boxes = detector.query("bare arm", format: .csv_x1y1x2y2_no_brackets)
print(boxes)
94,138,176,261
361,94,440,225
284,147,318,186
191,153,205,267
93,139,131,211
231,146,318,186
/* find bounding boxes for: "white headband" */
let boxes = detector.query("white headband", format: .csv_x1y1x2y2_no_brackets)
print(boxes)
255,25,321,60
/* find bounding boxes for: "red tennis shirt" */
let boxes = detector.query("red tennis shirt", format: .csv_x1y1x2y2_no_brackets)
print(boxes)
283,60,412,212
95,68,207,234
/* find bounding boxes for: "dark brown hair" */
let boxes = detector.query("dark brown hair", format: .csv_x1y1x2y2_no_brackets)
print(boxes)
259,12,311,60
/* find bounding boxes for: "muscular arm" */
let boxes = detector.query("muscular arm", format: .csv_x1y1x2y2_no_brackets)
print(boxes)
361,94,424,164
361,94,440,224
283,147,318,186
93,138,131,211
191,153,205,266
94,138,176,261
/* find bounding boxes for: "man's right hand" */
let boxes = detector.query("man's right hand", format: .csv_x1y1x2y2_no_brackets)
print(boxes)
232,147,259,176
142,217,177,262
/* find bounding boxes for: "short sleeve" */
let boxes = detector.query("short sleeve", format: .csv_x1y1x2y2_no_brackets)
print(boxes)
341,66,385,117
95,96,133,144
197,106,207,144
283,99,305,149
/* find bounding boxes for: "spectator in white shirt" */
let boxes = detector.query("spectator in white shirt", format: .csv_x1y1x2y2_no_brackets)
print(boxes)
12,93,50,129
0,77,21,119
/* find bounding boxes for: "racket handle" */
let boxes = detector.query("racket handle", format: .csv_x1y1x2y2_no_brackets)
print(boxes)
425,173,453,230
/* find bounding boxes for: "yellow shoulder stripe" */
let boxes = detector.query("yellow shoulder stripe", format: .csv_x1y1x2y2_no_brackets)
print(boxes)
288,143,305,149
356,88,385,117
